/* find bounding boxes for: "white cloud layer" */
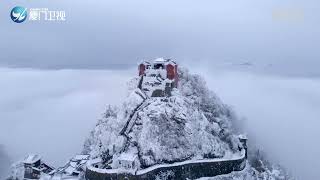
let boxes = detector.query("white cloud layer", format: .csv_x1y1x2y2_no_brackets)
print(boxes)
0,68,132,167
0,67,319,179
198,68,320,180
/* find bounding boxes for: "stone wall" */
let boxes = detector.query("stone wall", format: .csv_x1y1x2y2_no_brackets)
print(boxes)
85,154,246,180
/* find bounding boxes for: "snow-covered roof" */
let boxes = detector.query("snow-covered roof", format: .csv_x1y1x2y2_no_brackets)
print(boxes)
64,166,77,175
139,58,177,69
139,60,151,65
165,61,176,65
238,134,248,140
72,154,89,161
153,58,176,65
23,154,41,164
153,58,166,63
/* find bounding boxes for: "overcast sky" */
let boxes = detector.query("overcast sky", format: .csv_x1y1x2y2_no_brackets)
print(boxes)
1,0,319,76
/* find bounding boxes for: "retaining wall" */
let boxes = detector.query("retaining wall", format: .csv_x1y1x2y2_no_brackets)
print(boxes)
85,152,246,180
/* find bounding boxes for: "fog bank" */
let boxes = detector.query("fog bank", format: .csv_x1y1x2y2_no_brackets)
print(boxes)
1,67,319,179
199,69,320,180
0,68,132,167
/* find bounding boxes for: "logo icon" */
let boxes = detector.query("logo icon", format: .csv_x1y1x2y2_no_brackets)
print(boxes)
10,6,27,23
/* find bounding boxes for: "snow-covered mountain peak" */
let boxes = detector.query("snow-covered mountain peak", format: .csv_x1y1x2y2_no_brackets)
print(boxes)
83,63,243,171
7,60,295,180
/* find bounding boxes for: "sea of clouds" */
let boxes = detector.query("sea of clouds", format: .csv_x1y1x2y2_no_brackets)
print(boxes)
0,67,319,179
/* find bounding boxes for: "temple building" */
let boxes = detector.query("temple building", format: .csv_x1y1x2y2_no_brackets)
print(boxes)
138,58,178,97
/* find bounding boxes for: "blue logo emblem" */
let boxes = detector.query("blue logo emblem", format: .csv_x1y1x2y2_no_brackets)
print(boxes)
10,6,27,23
